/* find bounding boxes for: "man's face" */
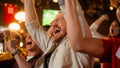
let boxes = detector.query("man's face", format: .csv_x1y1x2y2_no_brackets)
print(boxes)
25,34,39,51
49,13,66,41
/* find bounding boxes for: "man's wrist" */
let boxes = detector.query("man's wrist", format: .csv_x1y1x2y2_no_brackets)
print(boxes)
12,49,21,56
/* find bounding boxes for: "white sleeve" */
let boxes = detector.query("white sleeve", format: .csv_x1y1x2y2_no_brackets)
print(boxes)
90,23,106,38
25,19,53,52
58,0,88,38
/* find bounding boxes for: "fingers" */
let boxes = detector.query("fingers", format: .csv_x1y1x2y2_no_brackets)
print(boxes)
6,40,17,52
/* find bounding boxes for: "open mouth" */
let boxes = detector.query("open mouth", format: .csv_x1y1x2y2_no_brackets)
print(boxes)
55,30,60,34
27,42,32,45
111,29,114,34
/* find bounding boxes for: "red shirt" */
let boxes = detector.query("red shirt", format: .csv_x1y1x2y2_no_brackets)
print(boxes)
100,38,120,68
102,62,111,68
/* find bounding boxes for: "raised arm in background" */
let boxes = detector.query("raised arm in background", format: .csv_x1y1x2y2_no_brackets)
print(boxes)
90,14,109,38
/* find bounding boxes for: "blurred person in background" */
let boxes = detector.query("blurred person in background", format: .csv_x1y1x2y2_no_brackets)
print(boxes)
90,14,120,68
0,29,22,61
6,33,43,68
0,29,23,68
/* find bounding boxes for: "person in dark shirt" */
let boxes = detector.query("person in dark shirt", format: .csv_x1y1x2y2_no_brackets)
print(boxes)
6,34,43,68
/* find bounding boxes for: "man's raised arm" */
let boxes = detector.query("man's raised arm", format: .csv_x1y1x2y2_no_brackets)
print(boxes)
23,0,38,23
65,0,104,57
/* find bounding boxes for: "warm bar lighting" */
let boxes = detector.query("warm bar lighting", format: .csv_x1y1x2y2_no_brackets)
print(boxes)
15,11,25,22
53,0,58,3
8,22,20,31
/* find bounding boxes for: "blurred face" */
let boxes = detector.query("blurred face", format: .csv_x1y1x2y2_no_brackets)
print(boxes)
116,6,120,22
25,34,39,51
109,21,120,37
49,13,67,41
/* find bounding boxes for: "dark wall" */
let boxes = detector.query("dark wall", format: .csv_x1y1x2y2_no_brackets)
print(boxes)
0,5,4,25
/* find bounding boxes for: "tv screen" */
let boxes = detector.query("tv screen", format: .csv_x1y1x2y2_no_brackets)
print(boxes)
42,9,59,26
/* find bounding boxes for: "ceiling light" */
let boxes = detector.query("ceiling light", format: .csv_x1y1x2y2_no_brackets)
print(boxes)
53,0,58,3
